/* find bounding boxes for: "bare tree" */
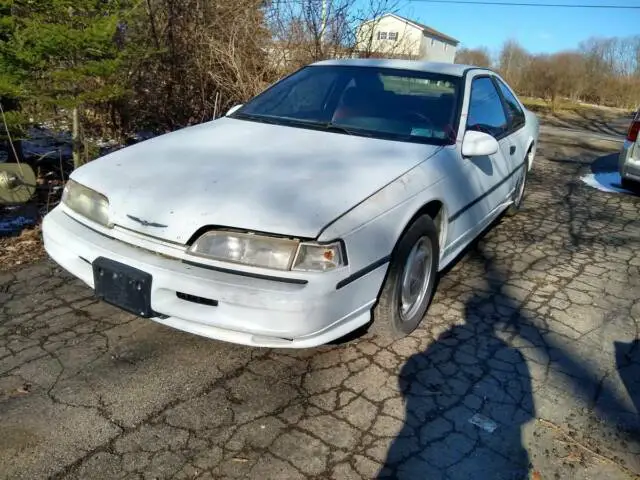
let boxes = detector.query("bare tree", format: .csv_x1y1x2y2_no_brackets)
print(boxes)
266,0,401,72
552,52,587,102
119,0,273,131
455,47,492,67
490,35,640,109
578,35,640,107
498,39,529,92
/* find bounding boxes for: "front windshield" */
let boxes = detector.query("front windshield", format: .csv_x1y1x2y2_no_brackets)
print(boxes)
233,65,461,145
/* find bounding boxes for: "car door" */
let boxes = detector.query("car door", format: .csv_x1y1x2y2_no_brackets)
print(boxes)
463,75,514,220
493,76,529,191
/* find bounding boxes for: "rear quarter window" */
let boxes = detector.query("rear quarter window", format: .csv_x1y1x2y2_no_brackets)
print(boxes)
381,75,456,97
377,75,458,140
495,78,526,131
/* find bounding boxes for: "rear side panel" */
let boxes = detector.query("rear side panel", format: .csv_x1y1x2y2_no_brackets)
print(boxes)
620,112,640,182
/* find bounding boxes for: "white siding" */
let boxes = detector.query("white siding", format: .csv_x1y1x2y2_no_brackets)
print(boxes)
357,14,457,63
357,16,423,58
420,35,457,63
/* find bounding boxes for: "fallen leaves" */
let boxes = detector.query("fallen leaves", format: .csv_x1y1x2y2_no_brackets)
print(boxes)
0,224,46,271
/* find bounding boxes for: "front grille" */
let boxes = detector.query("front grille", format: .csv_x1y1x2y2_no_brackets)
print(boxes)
176,292,218,307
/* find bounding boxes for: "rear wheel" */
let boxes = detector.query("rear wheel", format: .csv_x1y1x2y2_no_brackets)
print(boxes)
506,148,532,216
370,215,439,339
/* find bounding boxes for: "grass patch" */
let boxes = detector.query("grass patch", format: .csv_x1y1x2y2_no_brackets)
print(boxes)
521,96,628,113
521,96,590,114
521,96,630,127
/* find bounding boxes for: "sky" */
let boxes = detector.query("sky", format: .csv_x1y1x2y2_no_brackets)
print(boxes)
389,0,639,55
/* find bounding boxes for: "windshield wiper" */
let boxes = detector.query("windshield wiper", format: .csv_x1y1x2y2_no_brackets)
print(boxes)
320,122,357,135
232,114,373,138
297,120,375,137
231,112,281,125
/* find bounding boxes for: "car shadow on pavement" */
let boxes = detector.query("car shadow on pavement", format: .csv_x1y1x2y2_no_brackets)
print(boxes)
590,152,640,197
378,240,640,479
546,147,639,198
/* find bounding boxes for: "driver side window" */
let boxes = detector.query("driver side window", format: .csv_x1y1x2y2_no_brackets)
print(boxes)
467,77,508,139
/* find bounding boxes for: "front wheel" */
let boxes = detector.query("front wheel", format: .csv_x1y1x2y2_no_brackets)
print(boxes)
370,215,439,339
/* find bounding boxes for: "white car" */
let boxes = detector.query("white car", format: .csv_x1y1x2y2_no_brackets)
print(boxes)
619,110,640,190
42,59,539,348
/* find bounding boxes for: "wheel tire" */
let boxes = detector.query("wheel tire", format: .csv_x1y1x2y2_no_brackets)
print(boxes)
370,215,439,339
621,177,639,192
506,149,531,217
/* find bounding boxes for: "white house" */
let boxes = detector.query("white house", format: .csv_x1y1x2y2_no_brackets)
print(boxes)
357,13,459,63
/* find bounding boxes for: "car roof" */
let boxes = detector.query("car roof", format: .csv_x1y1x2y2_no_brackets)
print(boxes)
310,58,492,77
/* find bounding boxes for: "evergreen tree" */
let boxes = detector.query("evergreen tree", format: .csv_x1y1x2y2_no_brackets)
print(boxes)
9,0,132,168
0,0,27,162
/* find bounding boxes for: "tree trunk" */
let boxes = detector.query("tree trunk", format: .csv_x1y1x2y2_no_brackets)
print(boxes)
145,0,160,50
72,107,83,170
320,0,327,45
550,92,558,113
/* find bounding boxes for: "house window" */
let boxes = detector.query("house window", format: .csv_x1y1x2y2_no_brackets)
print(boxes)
377,31,387,40
444,44,447,51
388,32,398,41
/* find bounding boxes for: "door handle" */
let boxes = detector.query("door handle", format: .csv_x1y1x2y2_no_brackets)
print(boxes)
509,145,516,155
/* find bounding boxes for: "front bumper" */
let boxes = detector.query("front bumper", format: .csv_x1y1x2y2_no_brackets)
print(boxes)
619,140,640,183
42,206,388,348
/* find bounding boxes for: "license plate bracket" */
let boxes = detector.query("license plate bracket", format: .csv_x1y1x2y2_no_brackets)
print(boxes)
93,257,154,318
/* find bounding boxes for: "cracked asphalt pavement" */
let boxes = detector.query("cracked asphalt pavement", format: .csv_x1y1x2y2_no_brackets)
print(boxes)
1,126,639,479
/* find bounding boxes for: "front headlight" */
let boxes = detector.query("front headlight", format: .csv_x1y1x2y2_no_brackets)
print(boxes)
62,179,111,227
189,231,347,272
189,231,300,270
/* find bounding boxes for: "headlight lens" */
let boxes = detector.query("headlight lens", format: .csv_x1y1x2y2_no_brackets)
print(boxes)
62,179,111,227
292,242,345,272
189,231,347,272
189,231,300,270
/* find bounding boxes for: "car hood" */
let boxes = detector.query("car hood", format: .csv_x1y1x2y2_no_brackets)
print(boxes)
71,117,440,243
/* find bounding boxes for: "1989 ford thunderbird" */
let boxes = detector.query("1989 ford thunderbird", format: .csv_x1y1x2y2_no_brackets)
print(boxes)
42,59,539,348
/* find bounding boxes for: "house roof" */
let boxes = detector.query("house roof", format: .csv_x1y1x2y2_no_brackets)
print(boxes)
381,13,459,45
311,58,489,77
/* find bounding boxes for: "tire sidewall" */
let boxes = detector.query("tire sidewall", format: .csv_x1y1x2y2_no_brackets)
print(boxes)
515,163,528,206
508,159,529,215
375,215,439,336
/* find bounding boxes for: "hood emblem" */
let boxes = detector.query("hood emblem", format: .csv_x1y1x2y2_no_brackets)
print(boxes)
126,214,168,228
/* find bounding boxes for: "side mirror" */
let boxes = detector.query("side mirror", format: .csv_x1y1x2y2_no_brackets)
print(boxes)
225,104,243,117
461,130,499,157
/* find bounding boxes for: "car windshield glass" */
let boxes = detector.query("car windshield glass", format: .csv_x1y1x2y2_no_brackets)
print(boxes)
233,65,461,144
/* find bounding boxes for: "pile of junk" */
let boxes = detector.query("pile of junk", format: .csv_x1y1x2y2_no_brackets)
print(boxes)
0,113,154,237
0,126,71,237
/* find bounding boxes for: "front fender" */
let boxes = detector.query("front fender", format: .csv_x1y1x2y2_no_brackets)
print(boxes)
318,151,455,276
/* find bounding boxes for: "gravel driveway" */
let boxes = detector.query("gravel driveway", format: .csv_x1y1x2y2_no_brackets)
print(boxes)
1,127,639,480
